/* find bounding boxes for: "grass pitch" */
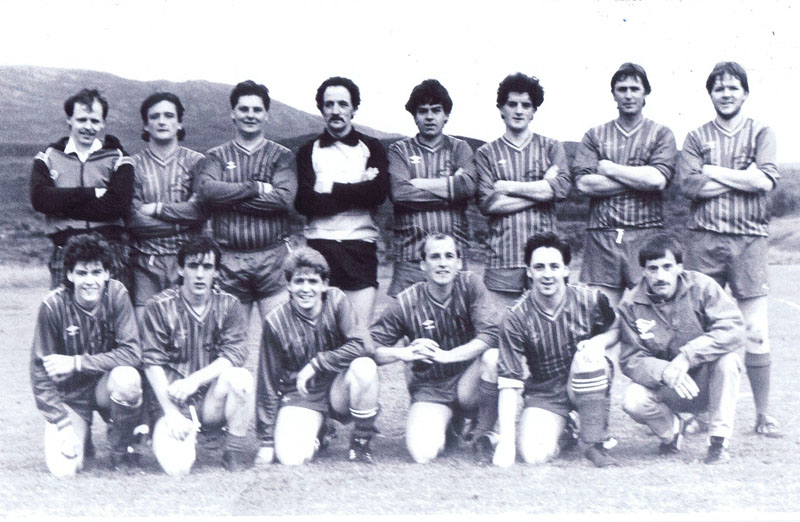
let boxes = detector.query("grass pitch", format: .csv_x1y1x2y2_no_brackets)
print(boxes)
2,266,800,517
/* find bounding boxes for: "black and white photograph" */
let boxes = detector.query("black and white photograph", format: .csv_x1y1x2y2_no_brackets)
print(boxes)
1,0,799,519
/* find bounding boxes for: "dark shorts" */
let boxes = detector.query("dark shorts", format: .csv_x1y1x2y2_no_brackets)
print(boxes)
580,228,660,290
684,231,769,299
217,242,288,304
484,267,527,294
408,372,465,407
64,382,110,425
131,253,180,307
278,383,351,424
50,238,132,291
523,377,573,418
306,239,378,291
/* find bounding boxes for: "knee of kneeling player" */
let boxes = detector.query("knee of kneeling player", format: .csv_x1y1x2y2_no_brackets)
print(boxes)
275,438,315,466
407,427,445,464
622,383,650,416
480,348,499,379
348,357,378,386
108,366,142,404
220,367,255,399
520,437,558,465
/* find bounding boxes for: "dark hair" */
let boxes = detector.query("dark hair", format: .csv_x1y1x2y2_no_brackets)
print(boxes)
611,62,651,95
638,233,683,267
405,79,453,115
64,88,108,119
706,61,749,94
283,247,330,281
420,233,461,260
229,80,271,110
62,234,112,288
315,76,361,111
524,232,571,266
496,73,544,109
140,92,186,142
178,236,222,270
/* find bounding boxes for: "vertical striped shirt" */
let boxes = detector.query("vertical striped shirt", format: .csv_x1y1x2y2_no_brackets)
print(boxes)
678,118,778,236
388,135,477,262
30,280,141,426
256,288,372,443
573,118,677,229
476,134,572,269
128,146,206,255
370,271,500,381
498,284,614,386
141,287,248,381
199,139,297,250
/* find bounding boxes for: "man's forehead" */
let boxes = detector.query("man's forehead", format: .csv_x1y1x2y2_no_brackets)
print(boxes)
291,267,323,280
614,75,644,88
530,246,565,264
507,92,532,102
185,252,216,265
645,251,678,266
71,260,106,272
417,103,444,111
425,237,457,256
73,100,104,117
234,94,266,110
713,73,743,88
323,86,352,104
147,100,178,115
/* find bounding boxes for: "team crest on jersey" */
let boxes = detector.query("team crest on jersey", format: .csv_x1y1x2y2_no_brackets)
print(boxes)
66,325,80,336
422,319,435,331
497,159,507,166
635,318,656,339
409,155,421,165
226,161,236,171
49,169,59,181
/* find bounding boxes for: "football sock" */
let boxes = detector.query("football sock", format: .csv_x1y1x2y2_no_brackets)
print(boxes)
476,379,499,435
108,397,143,455
350,406,379,440
745,352,771,415
224,432,249,453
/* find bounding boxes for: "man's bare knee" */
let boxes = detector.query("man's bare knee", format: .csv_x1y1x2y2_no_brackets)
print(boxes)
108,366,142,405
520,439,558,465
348,357,378,387
218,367,254,399
622,382,649,416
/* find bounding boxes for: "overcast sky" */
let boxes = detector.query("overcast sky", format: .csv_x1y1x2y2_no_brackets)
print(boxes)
2,0,798,160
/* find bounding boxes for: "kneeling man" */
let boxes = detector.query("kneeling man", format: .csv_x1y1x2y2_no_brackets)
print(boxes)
371,233,502,464
619,234,744,463
493,233,619,468
256,247,380,465
142,236,254,473
31,234,142,476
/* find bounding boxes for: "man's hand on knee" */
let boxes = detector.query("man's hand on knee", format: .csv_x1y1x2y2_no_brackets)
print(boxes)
168,377,200,404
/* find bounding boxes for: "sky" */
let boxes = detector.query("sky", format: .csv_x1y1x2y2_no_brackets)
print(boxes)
2,0,799,160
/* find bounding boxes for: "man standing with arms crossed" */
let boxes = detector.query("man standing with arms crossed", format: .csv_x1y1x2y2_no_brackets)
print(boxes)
198,80,297,332
127,92,206,322
371,233,501,464
387,79,477,296
30,88,134,290
574,63,678,309
678,62,781,437
476,73,572,307
295,76,389,322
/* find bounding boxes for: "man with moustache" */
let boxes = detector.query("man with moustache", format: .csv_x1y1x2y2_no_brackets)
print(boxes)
197,80,297,331
574,63,678,309
618,234,744,463
127,92,206,322
295,76,389,322
386,80,477,296
30,88,134,290
475,73,572,307
371,233,501,464
678,62,781,438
